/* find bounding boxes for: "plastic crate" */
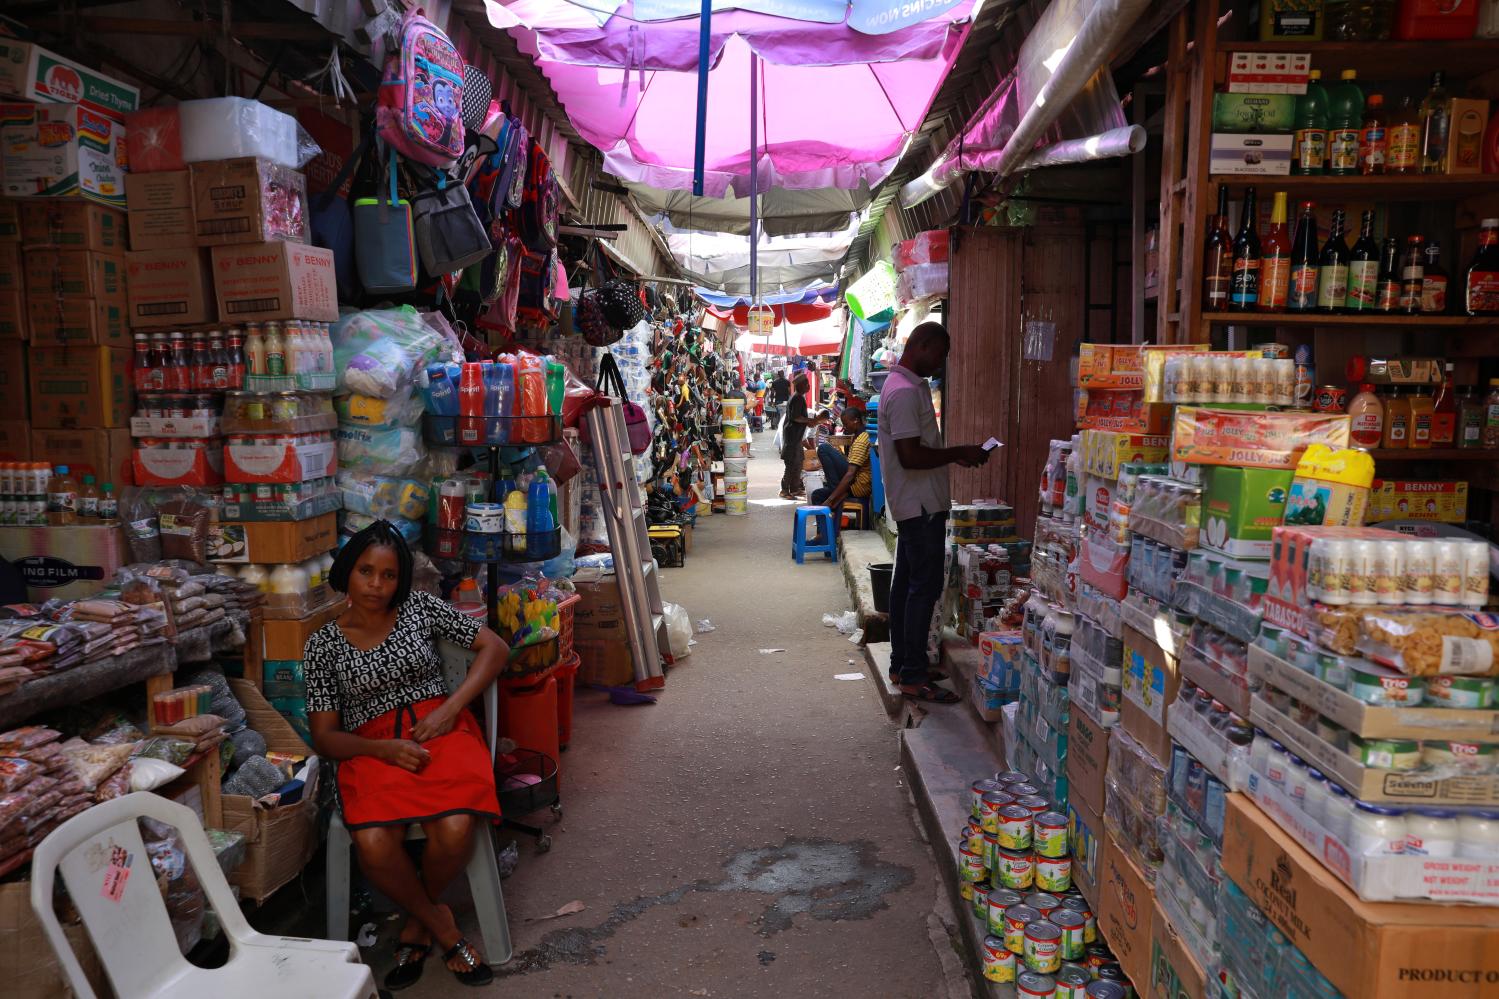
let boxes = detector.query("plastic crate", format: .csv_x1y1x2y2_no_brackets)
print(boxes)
555,593,580,661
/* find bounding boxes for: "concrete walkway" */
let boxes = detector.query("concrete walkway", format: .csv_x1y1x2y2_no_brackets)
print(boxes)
398,433,963,998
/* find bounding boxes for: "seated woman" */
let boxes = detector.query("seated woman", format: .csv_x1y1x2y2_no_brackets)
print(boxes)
303,521,508,991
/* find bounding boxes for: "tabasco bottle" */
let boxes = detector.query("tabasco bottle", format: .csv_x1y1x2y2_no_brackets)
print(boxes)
1202,186,1233,311
1316,209,1351,312
1287,201,1319,312
1432,362,1458,445
1464,218,1499,315
1375,236,1401,311
1346,210,1380,313
1258,192,1292,311
1229,187,1261,311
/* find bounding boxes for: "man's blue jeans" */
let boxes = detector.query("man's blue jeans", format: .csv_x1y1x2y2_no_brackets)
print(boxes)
889,511,947,686
809,443,848,507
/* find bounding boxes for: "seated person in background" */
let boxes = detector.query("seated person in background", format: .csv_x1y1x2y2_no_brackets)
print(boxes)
809,406,873,539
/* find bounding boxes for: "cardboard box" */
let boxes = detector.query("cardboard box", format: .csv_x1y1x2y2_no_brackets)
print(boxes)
0,103,127,207
1149,900,1209,999
1120,625,1180,764
1226,50,1311,94
1445,97,1488,175
262,601,343,661
211,241,337,322
572,576,627,642
124,247,215,328
0,242,17,293
18,199,126,251
0,340,25,421
223,677,320,903
191,158,308,246
1221,793,1499,999
27,294,128,347
207,512,337,564
0,292,21,340
1212,93,1298,133
28,345,131,428
0,421,29,459
30,426,133,484
1172,407,1350,470
1067,793,1106,905
125,170,196,249
1081,429,1170,479
1199,465,1294,559
576,636,634,688
0,38,139,119
0,199,16,241
22,249,125,303
1067,706,1109,816
1210,133,1293,175
1368,479,1468,523
0,523,128,601
0,879,108,999
1098,831,1156,989
132,441,223,487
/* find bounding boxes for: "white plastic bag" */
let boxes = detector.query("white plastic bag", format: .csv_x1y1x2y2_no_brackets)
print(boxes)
663,602,692,659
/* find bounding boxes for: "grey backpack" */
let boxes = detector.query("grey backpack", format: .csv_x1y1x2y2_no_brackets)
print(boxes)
410,176,492,276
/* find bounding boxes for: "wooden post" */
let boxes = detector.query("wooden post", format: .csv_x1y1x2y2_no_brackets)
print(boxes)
243,610,265,688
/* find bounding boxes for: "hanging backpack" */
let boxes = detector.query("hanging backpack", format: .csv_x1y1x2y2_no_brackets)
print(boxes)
514,247,557,326
309,128,374,302
519,139,558,251
598,280,644,330
410,170,492,275
352,146,418,295
377,9,466,167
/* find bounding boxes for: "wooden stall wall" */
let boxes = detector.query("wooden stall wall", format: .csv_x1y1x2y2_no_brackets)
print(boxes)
946,219,1088,537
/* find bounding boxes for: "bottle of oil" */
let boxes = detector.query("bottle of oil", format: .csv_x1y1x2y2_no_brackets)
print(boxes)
1420,71,1450,174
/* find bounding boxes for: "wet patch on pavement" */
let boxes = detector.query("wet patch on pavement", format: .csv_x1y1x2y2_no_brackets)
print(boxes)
498,838,914,975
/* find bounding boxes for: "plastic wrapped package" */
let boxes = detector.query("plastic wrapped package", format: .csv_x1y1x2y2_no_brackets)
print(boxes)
132,736,195,766
332,308,449,399
335,424,426,475
139,816,206,955
896,262,949,303
129,758,185,792
204,827,248,878
337,470,430,520
892,230,949,269
179,98,320,168
58,739,134,790
335,393,426,429
662,602,692,659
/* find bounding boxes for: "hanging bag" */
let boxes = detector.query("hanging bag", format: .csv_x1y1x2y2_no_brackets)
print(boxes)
593,351,652,455
410,170,492,275
576,244,623,347
377,8,466,167
310,128,374,302
352,146,418,295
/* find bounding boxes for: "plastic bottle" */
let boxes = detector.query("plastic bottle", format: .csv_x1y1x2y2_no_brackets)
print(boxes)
1348,384,1384,448
46,466,78,526
485,360,515,445
1293,70,1330,174
264,322,287,377
1383,387,1412,449
527,474,555,538
78,474,99,521
1484,378,1499,449
1359,93,1387,174
534,467,559,526
1432,363,1458,445
1463,218,1499,315
1327,70,1365,176
99,483,118,524
545,358,565,417
453,577,485,618
425,364,460,416
1259,192,1292,311
458,362,486,419
504,488,529,552
245,323,266,377
1409,387,1435,450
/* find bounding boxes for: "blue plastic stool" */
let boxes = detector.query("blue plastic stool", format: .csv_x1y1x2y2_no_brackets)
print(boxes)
792,506,838,563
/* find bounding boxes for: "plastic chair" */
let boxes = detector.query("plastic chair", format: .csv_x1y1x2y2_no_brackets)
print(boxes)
325,639,513,967
792,506,838,563
841,495,873,530
869,445,885,519
32,792,377,999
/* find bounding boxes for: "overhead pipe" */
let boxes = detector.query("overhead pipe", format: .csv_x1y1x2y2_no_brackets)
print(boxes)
1011,124,1145,171
898,0,1154,209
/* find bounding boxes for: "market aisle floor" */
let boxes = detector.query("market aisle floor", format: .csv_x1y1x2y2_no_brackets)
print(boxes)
398,433,962,998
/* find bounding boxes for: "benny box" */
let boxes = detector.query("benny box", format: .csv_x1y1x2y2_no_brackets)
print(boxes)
1200,465,1293,560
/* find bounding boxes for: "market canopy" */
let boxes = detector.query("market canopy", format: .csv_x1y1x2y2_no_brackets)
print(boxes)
711,299,835,327
627,182,867,236
667,226,855,294
734,316,843,355
492,1,976,197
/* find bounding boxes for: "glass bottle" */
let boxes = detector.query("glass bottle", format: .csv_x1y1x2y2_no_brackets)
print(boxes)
1484,379,1499,449
1287,200,1319,312
1376,236,1401,312
167,330,191,392
1229,187,1261,311
1459,387,1486,448
226,329,246,388
1420,71,1450,174
1388,96,1421,174
1202,186,1233,311
1421,241,1448,314
1293,70,1330,175
1259,191,1292,311
148,332,171,392
208,330,230,390
1346,210,1380,312
1383,387,1412,449
1399,235,1426,314
1464,218,1499,315
78,474,99,521
131,332,151,393
1316,209,1351,312
1359,93,1387,174
264,322,287,377
188,330,210,390
245,322,266,378
1432,363,1458,446
1408,387,1434,450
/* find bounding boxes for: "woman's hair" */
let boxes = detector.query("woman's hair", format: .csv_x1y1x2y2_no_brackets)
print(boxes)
328,520,413,608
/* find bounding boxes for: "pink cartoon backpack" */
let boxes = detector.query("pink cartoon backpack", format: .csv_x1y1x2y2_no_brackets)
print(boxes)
377,9,466,167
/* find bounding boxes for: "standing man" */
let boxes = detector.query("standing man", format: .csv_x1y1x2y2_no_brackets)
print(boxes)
780,373,819,499
768,368,792,428
878,322,990,703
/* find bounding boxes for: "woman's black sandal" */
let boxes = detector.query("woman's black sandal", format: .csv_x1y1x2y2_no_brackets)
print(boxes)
444,937,495,987
383,943,431,991
902,682,960,704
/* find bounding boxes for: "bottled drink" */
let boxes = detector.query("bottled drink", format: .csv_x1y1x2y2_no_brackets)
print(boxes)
225,329,246,388
1229,187,1261,311
1340,210,1378,313
132,333,151,392
1388,95,1421,173
425,365,460,416
1459,387,1486,448
245,323,266,377
78,474,99,521
1293,70,1330,174
188,330,210,390
99,483,118,524
1464,218,1499,315
208,330,230,390
1258,191,1292,311
148,332,170,392
1432,362,1458,445
1399,235,1426,314
319,323,335,374
1421,241,1448,314
1376,236,1401,311
459,362,486,418
1485,379,1499,449
1202,187,1233,310
1420,71,1450,174
1348,383,1384,447
1359,93,1387,174
1287,200,1319,312
1409,387,1434,450
1382,387,1411,449
264,322,286,377
168,331,191,391
46,465,78,526
1327,70,1365,176
283,322,304,375
526,474,555,538
1316,209,1351,312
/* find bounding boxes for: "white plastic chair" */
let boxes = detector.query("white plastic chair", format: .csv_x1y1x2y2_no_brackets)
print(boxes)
31,792,377,999
325,638,513,966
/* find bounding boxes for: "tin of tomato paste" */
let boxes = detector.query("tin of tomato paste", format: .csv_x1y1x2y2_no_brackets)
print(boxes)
1314,385,1348,413
958,844,987,882
1018,970,1057,998
1002,904,1040,954
997,847,1035,890
971,777,1003,816
997,804,1034,849
1055,966,1092,999
1033,811,1069,858
1035,854,1072,892
1051,906,1086,960
1024,920,1063,974
983,935,1017,984
980,790,1013,833
987,888,1024,935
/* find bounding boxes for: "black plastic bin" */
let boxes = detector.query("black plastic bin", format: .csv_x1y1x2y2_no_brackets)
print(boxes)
869,562,893,614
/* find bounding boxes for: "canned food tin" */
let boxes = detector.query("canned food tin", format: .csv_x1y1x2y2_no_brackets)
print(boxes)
1096,964,1131,996
1052,907,1086,960
465,503,506,533
983,830,1002,870
1084,945,1111,972
980,790,1013,833
964,819,985,854
972,881,991,919
1034,811,1069,858
1009,782,1041,798
958,876,975,903
1056,965,1092,999
987,889,1024,934
997,847,1035,890
982,935,1017,984
996,771,1030,785
1024,920,1062,974
972,778,1004,817
1085,983,1127,999
997,804,1034,849
1025,893,1062,919
1058,898,1096,944
958,844,987,883
1017,795,1051,816
1036,854,1072,892
1018,970,1057,998
1059,961,1090,981
1002,904,1040,954
1313,385,1348,413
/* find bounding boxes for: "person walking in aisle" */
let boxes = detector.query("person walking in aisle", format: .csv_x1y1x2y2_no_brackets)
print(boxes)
780,373,820,499
878,322,991,703
768,368,791,428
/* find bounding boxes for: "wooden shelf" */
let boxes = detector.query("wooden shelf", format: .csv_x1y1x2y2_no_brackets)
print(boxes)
1210,173,1499,200
1222,39,1499,81
1201,311,1498,327
1363,447,1499,461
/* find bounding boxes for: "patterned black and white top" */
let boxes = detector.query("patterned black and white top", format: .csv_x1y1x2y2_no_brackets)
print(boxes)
303,590,483,732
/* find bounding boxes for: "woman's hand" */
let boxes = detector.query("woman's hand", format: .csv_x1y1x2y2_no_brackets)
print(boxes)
411,705,458,743
380,739,431,772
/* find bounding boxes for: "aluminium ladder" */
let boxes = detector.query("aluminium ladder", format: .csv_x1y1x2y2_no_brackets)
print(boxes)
585,397,667,688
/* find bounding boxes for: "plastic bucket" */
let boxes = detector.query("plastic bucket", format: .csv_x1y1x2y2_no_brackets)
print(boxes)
725,494,748,515
722,420,748,441
869,562,894,613
724,475,748,499
500,666,561,786
721,397,744,422
802,470,824,496
724,437,750,459
723,457,748,477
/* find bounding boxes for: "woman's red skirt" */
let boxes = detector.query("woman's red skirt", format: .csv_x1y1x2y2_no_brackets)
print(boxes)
338,696,501,830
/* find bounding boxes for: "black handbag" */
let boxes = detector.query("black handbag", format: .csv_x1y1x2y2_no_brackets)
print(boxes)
598,279,644,330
